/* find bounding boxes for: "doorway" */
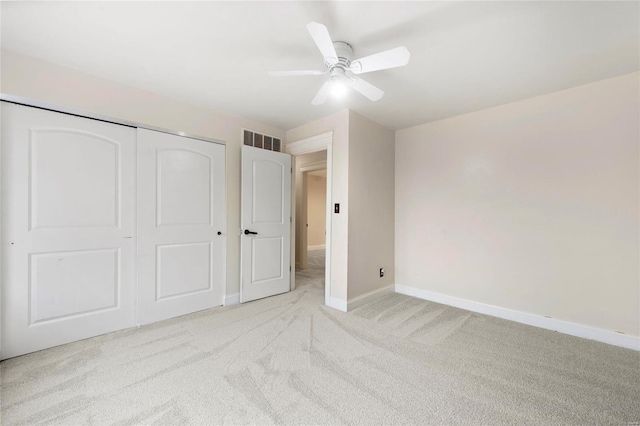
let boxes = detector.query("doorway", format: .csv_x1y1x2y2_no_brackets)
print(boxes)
294,153,327,296
295,153,327,270
286,132,333,307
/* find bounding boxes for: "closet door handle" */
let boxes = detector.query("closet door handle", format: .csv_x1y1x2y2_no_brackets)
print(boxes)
217,231,222,235
244,229,258,235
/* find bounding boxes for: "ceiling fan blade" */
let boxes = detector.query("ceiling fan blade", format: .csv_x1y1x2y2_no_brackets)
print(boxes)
349,46,410,74
344,76,384,101
311,81,332,105
268,70,326,77
306,22,338,65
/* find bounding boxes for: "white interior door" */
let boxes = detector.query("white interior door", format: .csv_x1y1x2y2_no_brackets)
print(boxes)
1,103,136,359
241,145,291,303
137,129,225,325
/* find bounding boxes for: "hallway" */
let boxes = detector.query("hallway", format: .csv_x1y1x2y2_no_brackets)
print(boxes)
295,248,325,295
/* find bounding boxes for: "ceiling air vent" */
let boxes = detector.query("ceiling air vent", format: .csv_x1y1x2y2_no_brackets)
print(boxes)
243,129,282,152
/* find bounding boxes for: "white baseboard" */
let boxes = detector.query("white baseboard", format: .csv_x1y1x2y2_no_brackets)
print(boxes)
224,293,240,306
395,284,640,351
308,244,326,250
347,284,395,311
325,297,347,312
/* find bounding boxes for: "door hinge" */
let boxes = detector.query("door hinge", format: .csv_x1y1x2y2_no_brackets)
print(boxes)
289,265,291,272
290,216,292,223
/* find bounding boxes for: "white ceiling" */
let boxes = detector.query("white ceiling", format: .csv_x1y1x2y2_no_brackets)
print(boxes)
2,2,638,131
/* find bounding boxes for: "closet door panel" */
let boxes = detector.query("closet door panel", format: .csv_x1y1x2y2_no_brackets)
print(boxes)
137,129,225,325
1,103,136,360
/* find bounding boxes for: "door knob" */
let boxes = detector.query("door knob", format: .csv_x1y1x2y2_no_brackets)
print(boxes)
217,231,222,235
244,229,258,235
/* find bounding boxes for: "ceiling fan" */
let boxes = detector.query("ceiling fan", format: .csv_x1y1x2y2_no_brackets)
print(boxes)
269,22,410,105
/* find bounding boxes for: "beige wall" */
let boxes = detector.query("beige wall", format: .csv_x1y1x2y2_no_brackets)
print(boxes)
348,111,395,300
307,174,327,248
294,151,326,267
395,72,640,337
0,49,285,299
286,110,350,301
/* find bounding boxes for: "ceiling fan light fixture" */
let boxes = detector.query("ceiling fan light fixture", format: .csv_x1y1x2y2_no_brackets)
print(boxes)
330,77,348,98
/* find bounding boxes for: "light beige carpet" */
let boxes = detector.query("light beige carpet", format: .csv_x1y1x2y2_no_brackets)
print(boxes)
2,249,639,425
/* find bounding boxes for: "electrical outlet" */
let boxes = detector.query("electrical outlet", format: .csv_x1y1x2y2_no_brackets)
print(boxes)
379,267,384,278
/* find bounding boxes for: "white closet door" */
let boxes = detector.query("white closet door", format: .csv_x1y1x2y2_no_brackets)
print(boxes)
137,129,225,325
1,103,136,360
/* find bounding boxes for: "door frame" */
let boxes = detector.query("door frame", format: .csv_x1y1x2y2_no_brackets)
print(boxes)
286,132,333,307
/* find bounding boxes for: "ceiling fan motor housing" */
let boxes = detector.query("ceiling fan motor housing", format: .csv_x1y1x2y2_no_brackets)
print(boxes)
328,41,353,75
